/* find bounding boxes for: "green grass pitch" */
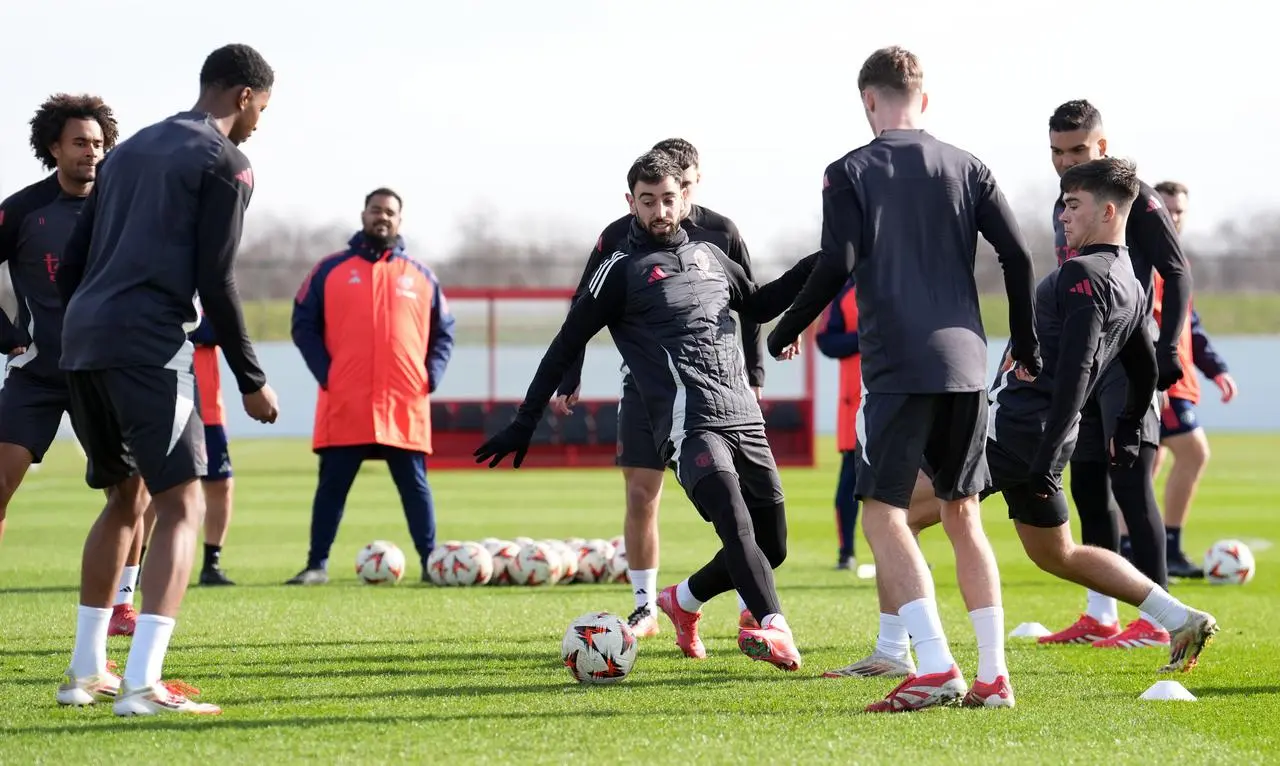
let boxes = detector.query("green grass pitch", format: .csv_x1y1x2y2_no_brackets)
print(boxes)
1,435,1277,764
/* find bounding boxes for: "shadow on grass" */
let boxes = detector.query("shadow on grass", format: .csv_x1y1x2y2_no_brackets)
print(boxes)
1188,684,1280,698
0,585,79,595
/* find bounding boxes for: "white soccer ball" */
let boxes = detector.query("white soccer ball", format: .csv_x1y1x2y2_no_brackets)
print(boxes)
1205,539,1256,585
483,540,521,585
355,540,406,585
510,540,563,586
561,611,638,684
442,541,494,586
547,540,579,582
609,535,624,552
575,539,615,584
607,545,629,583
565,537,587,549
425,541,464,586
514,536,535,547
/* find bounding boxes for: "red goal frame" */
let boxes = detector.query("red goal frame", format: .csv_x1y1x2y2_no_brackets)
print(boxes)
428,287,817,469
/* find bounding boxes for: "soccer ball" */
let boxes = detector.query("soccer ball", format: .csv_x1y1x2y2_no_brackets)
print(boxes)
607,544,629,583
575,539,615,584
483,539,521,585
355,540,406,585
548,540,579,582
1204,539,1256,585
442,541,494,586
561,611,638,684
425,541,464,586
510,540,563,586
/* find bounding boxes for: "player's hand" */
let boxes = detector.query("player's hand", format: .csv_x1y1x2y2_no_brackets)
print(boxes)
774,341,801,362
474,421,535,468
1214,373,1238,403
1109,417,1142,469
243,384,279,424
549,387,580,416
1013,363,1037,383
1158,391,1170,412
5,345,25,359
1012,348,1043,378
1027,471,1061,499
1155,349,1184,391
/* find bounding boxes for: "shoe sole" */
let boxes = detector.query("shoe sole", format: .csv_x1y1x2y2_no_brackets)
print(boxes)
822,666,914,679
1161,620,1220,673
738,634,800,671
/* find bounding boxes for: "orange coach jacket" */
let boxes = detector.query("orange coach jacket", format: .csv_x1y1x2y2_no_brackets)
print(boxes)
815,278,860,453
291,232,456,454
189,314,225,427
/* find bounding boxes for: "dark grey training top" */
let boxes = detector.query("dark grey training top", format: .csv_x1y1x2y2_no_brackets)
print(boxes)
0,174,85,380
769,129,1040,394
513,220,816,458
991,245,1156,476
56,110,266,393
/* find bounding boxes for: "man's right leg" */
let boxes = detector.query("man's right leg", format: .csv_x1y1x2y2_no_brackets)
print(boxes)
199,424,236,586
0,371,69,547
1159,401,1210,578
834,449,859,569
1007,485,1219,672
616,376,665,636
286,445,366,584
857,394,966,713
109,515,146,637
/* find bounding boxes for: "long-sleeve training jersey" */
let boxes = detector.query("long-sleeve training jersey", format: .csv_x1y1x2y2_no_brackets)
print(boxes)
56,110,266,394
557,204,763,396
990,244,1156,478
1054,180,1190,362
513,220,817,458
0,174,86,379
769,129,1040,393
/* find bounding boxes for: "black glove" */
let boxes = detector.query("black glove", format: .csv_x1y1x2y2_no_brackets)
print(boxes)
1026,470,1061,499
1109,417,1143,469
1156,348,1184,391
474,420,535,468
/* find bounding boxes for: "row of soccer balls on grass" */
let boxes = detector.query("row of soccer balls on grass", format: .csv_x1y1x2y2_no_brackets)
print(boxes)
355,536,628,586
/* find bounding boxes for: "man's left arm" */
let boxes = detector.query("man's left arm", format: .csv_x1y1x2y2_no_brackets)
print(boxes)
1130,195,1191,389
766,163,858,357
1189,308,1228,378
724,227,765,389
1029,261,1105,495
426,274,457,393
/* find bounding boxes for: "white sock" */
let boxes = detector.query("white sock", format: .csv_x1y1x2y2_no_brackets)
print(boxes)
1139,610,1164,629
123,614,177,689
762,613,788,631
630,569,657,611
70,605,111,678
876,612,911,660
1138,588,1190,632
675,579,704,613
897,598,955,676
1085,590,1119,625
736,592,748,613
115,565,139,607
969,606,1008,683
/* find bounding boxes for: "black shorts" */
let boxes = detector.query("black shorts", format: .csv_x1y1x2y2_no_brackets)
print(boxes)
203,424,233,481
0,369,71,463
670,427,784,515
66,367,207,494
616,373,664,471
1072,363,1159,463
981,430,1073,528
856,391,989,509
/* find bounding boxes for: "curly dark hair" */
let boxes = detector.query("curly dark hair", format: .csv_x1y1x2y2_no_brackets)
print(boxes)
28,94,119,170
200,44,274,92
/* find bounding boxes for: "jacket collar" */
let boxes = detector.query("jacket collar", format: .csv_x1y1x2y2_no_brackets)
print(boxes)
347,231,406,262
626,217,689,252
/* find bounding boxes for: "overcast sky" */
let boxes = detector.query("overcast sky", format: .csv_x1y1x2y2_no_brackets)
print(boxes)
1,0,1272,259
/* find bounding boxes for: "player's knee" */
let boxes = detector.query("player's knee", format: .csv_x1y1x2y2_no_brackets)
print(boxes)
624,469,663,515
1022,531,1071,576
1177,431,1210,470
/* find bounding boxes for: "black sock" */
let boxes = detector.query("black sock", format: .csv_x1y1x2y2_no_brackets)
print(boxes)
1119,535,1132,558
1166,526,1182,556
203,543,222,570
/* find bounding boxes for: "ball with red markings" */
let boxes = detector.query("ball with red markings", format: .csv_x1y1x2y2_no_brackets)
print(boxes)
574,539,615,584
510,540,563,586
483,539,522,585
355,540,406,585
1204,539,1256,585
442,541,494,586
561,611,638,684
